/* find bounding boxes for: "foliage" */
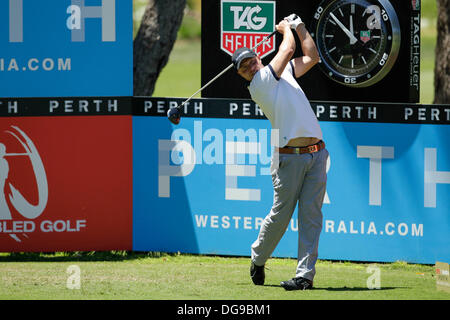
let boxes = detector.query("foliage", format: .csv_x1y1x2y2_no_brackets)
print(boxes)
177,11,201,39
133,0,201,39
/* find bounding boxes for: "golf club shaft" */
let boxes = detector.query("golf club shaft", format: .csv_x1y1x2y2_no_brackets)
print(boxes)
176,30,277,111
177,63,233,111
250,30,277,51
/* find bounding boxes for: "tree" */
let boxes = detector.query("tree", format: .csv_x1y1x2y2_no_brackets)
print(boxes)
133,0,187,96
434,0,450,104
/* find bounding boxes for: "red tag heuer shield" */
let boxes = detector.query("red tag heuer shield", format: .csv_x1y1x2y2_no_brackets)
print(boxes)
221,0,276,58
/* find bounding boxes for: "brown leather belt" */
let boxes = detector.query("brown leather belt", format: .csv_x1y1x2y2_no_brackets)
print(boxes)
277,141,325,154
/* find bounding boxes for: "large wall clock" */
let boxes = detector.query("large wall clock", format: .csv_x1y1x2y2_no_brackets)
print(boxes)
310,0,401,87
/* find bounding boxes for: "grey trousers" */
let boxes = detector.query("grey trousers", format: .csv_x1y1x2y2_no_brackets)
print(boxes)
251,148,328,281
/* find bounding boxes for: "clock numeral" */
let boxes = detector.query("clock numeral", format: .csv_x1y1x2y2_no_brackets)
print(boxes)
314,6,323,20
381,9,389,22
344,77,357,84
379,53,389,66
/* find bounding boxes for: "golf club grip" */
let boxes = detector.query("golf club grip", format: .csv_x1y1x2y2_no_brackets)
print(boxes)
176,30,277,111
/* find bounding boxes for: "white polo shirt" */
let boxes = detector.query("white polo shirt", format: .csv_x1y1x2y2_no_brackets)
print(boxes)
248,61,322,147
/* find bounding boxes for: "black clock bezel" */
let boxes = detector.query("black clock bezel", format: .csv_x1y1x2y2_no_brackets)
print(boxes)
310,0,401,88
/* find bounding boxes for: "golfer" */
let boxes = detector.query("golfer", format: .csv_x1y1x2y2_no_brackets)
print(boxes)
232,14,328,290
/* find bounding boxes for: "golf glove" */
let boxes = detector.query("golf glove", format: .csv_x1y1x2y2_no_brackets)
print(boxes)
284,14,303,30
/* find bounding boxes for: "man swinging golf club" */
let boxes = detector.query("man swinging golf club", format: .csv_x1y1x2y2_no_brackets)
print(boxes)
232,14,329,291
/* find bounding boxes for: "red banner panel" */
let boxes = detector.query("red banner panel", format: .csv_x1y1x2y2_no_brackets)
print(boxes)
0,116,132,252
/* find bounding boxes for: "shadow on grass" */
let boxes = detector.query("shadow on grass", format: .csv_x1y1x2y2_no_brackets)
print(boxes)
263,284,402,291
0,251,181,262
319,286,401,291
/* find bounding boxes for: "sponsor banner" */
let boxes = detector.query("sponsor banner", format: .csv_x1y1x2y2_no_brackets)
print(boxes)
0,116,132,252
134,97,450,125
0,0,132,98
133,114,450,264
3,96,449,125
0,97,132,117
221,0,276,58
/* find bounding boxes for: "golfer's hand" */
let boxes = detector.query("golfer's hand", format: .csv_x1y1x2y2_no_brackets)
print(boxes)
284,14,303,30
276,20,291,34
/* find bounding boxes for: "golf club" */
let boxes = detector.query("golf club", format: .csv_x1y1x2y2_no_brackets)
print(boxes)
167,30,277,125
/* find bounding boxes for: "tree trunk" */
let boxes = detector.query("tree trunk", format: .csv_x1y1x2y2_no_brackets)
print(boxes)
133,0,186,96
434,0,450,104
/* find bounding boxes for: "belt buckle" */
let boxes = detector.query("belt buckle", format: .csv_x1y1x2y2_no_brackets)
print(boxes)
293,148,300,154
307,145,318,153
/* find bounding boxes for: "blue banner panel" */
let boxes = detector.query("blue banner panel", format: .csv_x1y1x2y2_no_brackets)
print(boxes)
133,116,450,264
0,0,132,97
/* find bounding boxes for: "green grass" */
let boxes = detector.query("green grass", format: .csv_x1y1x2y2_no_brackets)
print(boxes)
420,0,437,104
0,252,448,300
152,39,201,98
421,0,437,20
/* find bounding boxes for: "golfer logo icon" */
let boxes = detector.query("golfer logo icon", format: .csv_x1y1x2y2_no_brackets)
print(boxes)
0,126,48,242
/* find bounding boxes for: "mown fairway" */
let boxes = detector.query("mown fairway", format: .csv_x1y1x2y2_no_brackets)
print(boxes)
0,252,448,300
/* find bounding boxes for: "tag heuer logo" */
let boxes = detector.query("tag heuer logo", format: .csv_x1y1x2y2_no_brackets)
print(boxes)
360,30,371,43
221,0,276,58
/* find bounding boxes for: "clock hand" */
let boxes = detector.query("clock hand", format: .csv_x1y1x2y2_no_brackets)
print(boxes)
330,12,358,44
349,15,357,45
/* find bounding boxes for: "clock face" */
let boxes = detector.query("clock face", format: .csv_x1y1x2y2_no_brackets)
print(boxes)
310,0,401,87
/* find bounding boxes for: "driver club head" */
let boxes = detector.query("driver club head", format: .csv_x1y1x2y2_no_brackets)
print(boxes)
167,107,181,125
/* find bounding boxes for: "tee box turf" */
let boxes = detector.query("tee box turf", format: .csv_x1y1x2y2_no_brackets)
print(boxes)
435,262,450,293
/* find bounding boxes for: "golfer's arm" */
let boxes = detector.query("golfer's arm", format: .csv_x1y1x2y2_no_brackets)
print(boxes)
269,28,295,79
292,24,320,78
